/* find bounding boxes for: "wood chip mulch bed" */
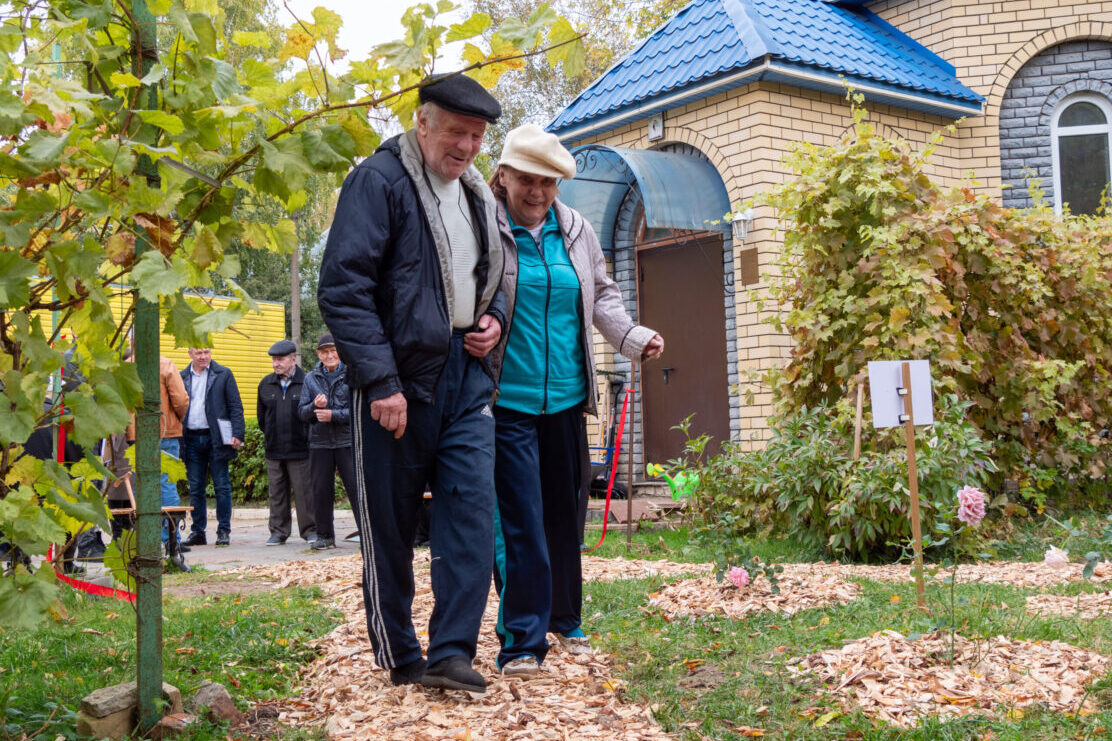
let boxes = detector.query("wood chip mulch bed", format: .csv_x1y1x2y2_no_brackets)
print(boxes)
229,553,674,740
789,629,1111,727
1027,591,1112,620
580,556,712,583
779,560,1112,588
644,570,861,620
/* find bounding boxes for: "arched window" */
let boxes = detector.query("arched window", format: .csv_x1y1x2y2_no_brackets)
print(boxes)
1052,94,1112,215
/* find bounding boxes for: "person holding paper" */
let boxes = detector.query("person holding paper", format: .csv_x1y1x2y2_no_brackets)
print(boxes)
180,347,245,547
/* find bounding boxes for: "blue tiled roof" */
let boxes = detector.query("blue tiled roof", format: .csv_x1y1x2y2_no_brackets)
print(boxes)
548,0,983,139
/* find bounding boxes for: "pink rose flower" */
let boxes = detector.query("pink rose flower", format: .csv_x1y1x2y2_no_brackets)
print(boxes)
728,566,750,588
956,485,986,527
1044,546,1070,569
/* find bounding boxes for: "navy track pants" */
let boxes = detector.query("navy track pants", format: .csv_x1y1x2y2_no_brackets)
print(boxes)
351,332,496,670
492,403,585,668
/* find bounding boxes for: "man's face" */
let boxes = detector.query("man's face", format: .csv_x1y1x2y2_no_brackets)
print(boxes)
272,353,296,377
416,106,487,181
317,345,340,372
188,348,212,372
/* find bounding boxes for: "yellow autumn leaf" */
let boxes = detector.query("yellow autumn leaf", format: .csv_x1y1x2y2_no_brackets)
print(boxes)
889,306,910,331
280,27,317,61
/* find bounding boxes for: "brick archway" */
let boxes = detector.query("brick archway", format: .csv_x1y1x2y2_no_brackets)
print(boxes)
985,22,1112,121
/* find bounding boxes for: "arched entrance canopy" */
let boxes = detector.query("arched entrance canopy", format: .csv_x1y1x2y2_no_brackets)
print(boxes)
557,145,732,254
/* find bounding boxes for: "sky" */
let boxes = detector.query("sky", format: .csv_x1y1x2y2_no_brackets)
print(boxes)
281,0,466,69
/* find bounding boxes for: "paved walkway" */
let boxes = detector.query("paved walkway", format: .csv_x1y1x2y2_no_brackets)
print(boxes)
179,506,360,571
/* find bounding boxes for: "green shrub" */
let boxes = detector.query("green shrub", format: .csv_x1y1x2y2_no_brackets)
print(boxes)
668,417,786,541
671,394,995,560
759,99,1112,502
770,394,995,558
229,419,269,503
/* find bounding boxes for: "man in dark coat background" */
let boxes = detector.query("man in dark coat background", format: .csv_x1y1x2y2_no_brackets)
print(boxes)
257,339,314,546
180,347,245,547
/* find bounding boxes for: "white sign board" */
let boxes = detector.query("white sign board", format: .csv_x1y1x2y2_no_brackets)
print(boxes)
868,360,934,429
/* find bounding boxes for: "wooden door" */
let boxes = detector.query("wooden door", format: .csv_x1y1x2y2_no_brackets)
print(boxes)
637,235,731,463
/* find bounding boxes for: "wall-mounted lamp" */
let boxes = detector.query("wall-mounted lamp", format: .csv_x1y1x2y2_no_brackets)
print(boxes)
730,208,755,242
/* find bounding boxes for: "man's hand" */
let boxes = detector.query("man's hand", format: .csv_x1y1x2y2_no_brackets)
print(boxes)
642,333,665,360
314,408,333,423
231,437,243,449
371,392,407,439
313,393,328,408
464,314,501,358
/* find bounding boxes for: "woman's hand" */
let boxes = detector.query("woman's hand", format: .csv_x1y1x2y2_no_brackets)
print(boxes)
642,333,664,360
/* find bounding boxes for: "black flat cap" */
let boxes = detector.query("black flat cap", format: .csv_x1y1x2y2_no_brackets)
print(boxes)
419,73,501,123
317,333,336,349
268,339,297,356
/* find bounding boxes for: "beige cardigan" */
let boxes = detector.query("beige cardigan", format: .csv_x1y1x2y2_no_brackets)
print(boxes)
491,199,657,417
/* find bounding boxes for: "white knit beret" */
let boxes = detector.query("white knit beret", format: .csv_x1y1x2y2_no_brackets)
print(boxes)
498,124,577,180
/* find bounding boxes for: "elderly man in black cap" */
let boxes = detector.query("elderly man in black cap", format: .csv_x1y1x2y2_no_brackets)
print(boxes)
318,72,507,693
257,339,314,546
298,333,359,552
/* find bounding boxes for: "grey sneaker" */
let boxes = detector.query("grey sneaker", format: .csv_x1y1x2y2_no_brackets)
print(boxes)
265,535,286,546
310,537,335,550
556,633,594,656
501,656,540,677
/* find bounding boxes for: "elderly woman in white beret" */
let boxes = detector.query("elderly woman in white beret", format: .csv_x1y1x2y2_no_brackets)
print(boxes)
487,125,664,677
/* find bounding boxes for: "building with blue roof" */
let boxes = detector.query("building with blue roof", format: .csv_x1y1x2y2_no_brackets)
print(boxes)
542,0,1112,470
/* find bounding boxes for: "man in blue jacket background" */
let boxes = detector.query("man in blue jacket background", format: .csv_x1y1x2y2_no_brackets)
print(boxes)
317,73,506,694
180,347,245,547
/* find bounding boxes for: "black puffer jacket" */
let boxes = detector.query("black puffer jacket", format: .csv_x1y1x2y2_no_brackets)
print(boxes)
256,367,310,460
298,362,352,450
317,130,507,404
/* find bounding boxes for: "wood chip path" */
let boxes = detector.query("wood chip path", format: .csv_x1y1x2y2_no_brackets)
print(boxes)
230,553,674,740
225,555,1112,736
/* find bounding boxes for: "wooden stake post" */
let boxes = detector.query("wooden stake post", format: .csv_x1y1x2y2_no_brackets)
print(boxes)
900,362,927,610
867,360,933,612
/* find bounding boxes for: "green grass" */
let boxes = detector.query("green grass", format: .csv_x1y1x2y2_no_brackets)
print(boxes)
588,521,826,564
582,515,1112,740
0,573,340,740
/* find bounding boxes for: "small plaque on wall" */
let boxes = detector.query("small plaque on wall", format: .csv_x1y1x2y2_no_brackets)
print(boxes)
739,248,759,285
647,113,664,141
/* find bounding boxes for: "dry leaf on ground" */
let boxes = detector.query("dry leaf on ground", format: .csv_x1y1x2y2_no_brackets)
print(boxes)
1026,592,1112,620
790,630,1111,727
646,572,859,619
779,560,1112,589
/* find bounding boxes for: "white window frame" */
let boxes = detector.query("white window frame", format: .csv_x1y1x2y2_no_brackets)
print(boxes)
1051,92,1112,215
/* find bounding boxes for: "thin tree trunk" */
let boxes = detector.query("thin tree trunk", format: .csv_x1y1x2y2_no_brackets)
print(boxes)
291,220,302,361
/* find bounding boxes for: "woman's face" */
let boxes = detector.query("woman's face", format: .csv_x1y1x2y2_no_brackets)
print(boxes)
499,166,558,229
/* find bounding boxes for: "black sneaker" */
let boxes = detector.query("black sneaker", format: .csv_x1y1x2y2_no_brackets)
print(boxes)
420,656,486,693
310,537,335,550
266,535,286,546
215,533,230,547
183,532,207,547
389,657,427,686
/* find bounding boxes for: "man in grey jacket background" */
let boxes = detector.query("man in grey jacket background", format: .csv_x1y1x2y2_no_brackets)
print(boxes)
298,333,357,552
